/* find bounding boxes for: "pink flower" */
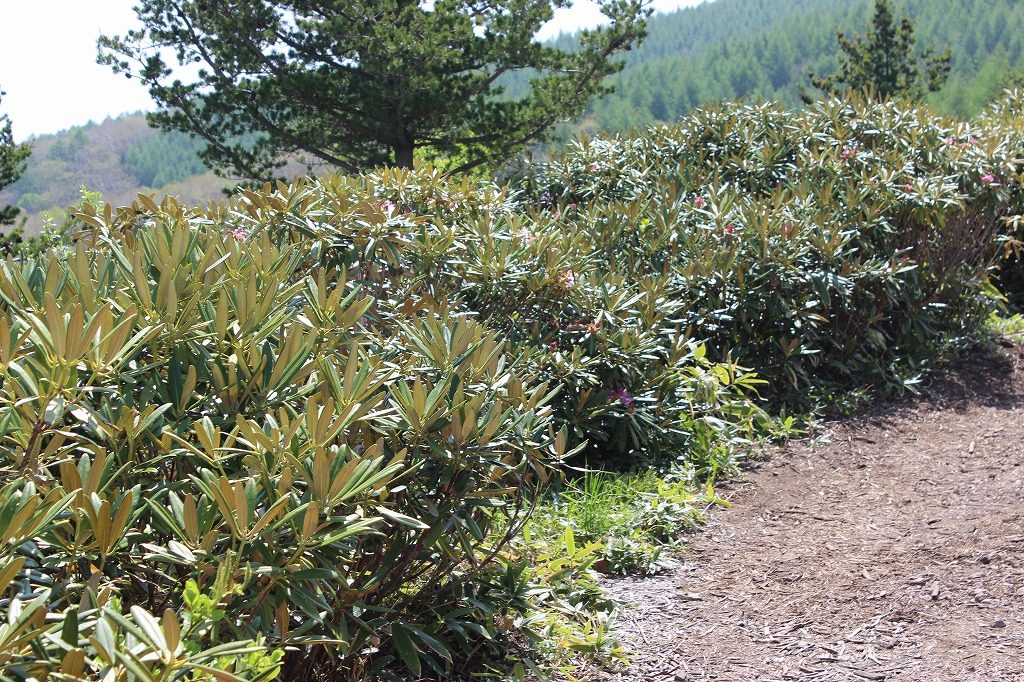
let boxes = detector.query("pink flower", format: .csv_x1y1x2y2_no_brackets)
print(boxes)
693,196,706,207
903,183,914,192
782,221,792,236
840,147,859,160
516,228,534,244
724,224,735,235
557,271,577,289
380,200,397,214
227,227,249,241
589,162,600,171
609,388,634,407
944,136,956,145
981,174,995,185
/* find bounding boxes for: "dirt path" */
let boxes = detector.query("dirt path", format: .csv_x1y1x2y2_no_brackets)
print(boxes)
592,344,1024,681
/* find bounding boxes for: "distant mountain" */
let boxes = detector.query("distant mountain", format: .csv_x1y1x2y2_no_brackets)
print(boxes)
4,0,1022,234
0,113,230,234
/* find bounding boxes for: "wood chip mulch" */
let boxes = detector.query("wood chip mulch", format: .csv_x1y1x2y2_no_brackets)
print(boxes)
582,342,1024,681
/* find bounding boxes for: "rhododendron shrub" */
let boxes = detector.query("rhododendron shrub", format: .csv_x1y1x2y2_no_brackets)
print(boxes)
522,96,1023,407
0,204,571,680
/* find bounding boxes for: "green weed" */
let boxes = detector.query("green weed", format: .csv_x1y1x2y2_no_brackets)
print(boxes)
986,312,1024,338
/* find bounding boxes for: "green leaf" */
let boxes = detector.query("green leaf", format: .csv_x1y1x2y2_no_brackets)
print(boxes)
376,506,430,531
390,624,421,677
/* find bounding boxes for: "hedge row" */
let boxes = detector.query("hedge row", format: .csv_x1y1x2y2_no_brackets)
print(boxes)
0,94,1020,680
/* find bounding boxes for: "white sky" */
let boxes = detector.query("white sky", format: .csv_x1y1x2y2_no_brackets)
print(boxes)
0,0,706,141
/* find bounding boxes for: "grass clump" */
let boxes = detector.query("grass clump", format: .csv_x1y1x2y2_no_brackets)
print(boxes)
528,470,719,576
986,311,1024,339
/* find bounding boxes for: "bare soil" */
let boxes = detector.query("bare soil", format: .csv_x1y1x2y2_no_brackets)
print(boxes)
590,342,1024,681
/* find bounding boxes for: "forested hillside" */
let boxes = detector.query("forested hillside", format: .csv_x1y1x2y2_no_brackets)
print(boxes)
0,113,228,233
3,0,1022,234
586,0,1024,130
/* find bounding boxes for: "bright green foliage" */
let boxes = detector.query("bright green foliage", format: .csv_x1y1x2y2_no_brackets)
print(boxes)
985,312,1024,341
805,0,951,102
0,90,30,239
523,96,1024,408
98,0,649,178
481,523,622,674
529,470,709,575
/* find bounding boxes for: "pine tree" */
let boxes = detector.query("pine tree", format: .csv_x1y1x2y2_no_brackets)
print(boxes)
805,0,951,102
99,0,650,180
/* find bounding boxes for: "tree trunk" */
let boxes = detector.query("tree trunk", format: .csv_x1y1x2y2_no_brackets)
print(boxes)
394,143,414,169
